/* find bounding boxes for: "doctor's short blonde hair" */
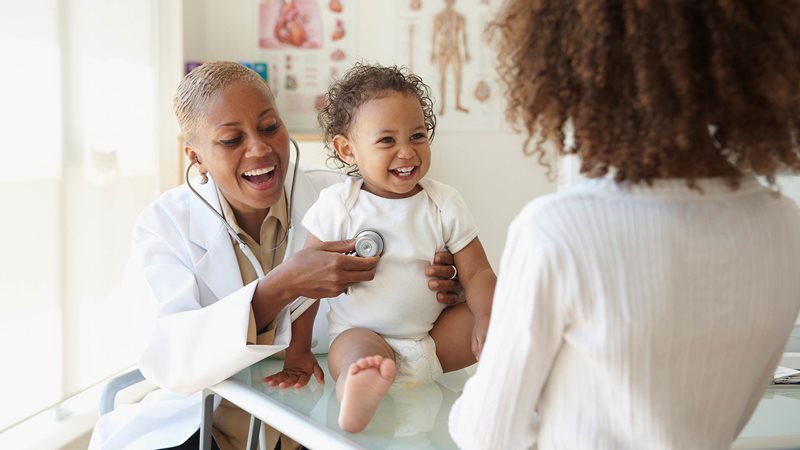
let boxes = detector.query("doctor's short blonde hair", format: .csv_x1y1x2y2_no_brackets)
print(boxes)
173,61,274,142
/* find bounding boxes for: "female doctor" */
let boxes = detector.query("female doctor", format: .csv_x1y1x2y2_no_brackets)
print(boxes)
90,61,470,450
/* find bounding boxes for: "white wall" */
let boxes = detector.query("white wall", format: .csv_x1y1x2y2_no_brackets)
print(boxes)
184,0,557,267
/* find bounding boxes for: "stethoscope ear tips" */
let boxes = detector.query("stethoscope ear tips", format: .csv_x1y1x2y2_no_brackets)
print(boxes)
354,230,384,257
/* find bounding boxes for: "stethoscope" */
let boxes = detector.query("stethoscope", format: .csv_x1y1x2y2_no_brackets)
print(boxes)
185,137,385,319
185,137,301,280
352,230,384,257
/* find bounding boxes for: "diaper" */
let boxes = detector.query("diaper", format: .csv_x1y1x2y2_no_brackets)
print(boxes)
329,331,444,387
384,335,443,386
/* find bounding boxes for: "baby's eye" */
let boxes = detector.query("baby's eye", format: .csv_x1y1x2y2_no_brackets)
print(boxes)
219,136,243,146
411,132,427,141
378,136,395,144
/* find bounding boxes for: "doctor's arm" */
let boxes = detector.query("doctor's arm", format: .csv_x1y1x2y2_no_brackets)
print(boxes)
264,233,380,387
448,221,570,450
252,238,379,330
132,219,284,395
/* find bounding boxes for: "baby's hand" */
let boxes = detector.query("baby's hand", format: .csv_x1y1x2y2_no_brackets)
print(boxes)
471,315,490,361
264,351,324,389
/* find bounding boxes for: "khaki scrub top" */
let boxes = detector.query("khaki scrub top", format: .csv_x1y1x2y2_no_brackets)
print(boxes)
212,188,300,450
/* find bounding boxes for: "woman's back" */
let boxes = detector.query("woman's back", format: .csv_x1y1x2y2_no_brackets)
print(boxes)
522,176,800,449
450,2,800,448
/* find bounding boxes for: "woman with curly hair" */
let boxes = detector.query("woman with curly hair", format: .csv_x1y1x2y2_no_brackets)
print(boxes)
449,1,800,449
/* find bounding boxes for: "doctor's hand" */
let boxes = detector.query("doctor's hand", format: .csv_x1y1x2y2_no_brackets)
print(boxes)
425,251,465,305
264,350,324,389
272,239,379,300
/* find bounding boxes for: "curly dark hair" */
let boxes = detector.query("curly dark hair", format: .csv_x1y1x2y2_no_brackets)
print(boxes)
317,63,437,176
488,1,800,187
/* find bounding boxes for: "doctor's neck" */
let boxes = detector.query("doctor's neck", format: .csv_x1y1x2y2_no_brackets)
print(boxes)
231,207,270,244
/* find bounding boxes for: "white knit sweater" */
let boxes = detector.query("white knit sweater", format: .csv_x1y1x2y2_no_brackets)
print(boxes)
449,175,800,450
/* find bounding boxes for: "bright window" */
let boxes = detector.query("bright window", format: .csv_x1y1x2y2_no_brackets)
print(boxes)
0,0,160,432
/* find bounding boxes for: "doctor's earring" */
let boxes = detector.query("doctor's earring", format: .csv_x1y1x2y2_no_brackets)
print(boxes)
193,157,209,184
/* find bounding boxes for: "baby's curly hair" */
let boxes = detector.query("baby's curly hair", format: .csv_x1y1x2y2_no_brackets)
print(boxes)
488,0,800,187
317,63,437,176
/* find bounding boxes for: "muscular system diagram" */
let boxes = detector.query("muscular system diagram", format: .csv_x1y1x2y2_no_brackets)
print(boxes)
431,0,471,115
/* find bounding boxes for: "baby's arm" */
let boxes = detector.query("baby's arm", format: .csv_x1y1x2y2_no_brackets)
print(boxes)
264,300,323,388
453,237,496,359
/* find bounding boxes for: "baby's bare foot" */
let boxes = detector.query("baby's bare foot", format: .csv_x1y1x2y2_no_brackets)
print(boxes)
338,355,396,433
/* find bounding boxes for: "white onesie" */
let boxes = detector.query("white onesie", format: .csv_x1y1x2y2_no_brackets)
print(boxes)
302,176,478,384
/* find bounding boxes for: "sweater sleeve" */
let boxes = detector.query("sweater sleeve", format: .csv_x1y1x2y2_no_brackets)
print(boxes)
448,214,570,450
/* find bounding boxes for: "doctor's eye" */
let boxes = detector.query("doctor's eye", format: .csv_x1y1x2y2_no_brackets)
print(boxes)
259,122,281,134
219,136,243,147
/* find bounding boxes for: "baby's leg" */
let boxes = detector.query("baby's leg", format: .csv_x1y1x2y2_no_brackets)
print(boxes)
328,328,397,433
429,303,477,372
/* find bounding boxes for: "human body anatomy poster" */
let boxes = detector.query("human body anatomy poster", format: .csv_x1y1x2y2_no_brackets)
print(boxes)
258,0,357,133
397,0,504,132
256,0,503,133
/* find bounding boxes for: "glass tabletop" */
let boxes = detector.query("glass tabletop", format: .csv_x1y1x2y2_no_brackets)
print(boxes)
248,355,466,449
245,355,800,449
736,386,800,443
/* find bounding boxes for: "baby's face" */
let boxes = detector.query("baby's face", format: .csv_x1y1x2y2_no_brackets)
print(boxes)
344,92,431,199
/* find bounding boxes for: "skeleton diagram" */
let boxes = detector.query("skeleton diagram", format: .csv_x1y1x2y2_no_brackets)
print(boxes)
430,0,470,115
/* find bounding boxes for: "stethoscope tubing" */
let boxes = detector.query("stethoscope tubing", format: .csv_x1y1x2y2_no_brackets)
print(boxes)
185,137,302,279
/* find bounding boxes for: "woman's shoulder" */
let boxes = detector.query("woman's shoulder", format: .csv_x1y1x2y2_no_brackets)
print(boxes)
134,184,195,235
517,188,595,220
148,184,192,214
510,189,604,245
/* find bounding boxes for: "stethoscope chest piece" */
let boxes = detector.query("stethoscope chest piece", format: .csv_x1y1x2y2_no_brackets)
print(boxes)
354,230,384,257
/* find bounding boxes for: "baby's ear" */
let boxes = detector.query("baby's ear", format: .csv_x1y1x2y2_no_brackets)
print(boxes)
332,135,355,165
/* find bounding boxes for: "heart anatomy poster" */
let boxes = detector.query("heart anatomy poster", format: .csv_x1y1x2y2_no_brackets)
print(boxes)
259,0,356,133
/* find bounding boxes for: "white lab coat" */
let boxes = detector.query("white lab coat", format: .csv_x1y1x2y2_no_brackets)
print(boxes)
90,163,343,450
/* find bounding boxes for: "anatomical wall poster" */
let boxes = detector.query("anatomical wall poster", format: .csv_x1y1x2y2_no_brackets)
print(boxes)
258,0,357,133
397,0,504,132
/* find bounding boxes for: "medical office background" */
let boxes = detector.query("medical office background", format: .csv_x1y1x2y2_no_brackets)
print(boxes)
1,1,799,449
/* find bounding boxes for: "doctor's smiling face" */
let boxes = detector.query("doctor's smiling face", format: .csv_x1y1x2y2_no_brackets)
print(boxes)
186,79,290,218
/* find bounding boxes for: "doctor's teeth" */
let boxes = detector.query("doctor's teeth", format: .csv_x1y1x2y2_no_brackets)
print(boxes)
243,167,275,177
